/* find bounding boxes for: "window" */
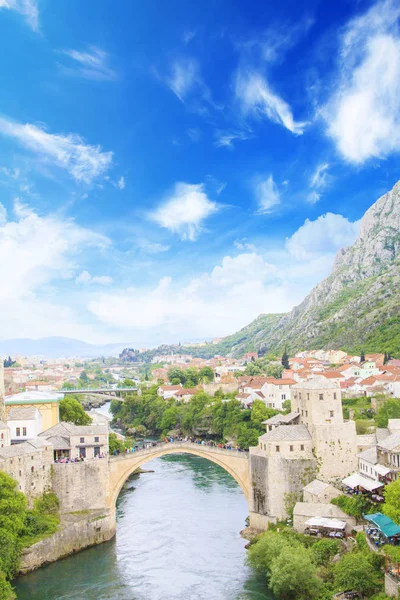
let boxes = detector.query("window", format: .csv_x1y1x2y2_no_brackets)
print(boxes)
281,394,286,400
31,466,34,473
299,393,302,399
334,393,337,399
276,446,280,452
305,411,308,417
80,437,85,443
300,445,304,451
19,470,22,476
319,393,324,400
301,410,304,416
307,393,310,400
23,427,27,436
330,411,334,418
290,445,294,452
16,427,20,437
1,433,3,439
94,436,99,443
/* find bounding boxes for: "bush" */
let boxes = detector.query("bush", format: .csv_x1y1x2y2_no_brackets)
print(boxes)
34,492,59,515
0,572,15,600
311,539,340,566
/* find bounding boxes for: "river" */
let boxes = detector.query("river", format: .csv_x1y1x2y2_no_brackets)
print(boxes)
14,403,272,600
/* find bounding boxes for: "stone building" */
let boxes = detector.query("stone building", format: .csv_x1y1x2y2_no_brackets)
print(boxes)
291,377,358,479
40,422,109,460
248,377,358,526
0,437,53,500
0,421,11,448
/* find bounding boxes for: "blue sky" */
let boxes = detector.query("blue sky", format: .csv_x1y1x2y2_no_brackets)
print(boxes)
0,0,399,346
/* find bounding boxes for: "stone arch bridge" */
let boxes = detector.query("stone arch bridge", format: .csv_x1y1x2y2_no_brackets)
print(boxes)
107,441,250,507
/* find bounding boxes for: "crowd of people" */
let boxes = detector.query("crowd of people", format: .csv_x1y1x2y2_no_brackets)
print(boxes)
111,436,246,456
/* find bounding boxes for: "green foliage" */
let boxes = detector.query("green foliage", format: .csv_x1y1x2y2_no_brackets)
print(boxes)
0,472,27,535
383,479,400,524
355,531,368,551
383,544,400,563
247,530,321,600
167,367,200,387
269,545,321,600
375,398,400,427
59,397,92,426
331,494,376,522
109,433,127,454
281,348,290,370
0,572,15,600
199,366,214,383
0,474,59,589
112,387,268,449
333,552,378,596
311,539,340,566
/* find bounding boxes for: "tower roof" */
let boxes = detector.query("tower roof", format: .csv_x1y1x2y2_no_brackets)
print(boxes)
292,377,339,390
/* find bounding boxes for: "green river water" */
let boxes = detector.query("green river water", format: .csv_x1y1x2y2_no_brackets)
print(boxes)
14,452,273,600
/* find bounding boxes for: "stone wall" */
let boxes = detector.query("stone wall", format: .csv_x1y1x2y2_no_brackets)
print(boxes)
19,509,116,574
385,573,400,598
202,382,238,396
311,421,358,480
52,460,110,513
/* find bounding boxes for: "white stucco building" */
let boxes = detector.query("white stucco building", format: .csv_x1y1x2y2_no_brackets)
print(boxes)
0,421,11,448
7,406,43,443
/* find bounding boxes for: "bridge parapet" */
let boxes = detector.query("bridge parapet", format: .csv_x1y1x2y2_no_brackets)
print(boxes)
109,440,249,462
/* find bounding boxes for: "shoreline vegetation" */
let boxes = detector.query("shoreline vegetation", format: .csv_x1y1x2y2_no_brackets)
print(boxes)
0,476,60,600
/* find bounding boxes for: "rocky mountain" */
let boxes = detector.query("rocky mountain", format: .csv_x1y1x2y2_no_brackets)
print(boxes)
220,180,400,357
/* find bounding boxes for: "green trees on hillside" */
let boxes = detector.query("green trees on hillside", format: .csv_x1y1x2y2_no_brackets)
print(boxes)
110,387,273,449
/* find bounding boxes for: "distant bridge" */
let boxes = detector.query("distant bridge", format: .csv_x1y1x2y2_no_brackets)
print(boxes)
62,387,137,397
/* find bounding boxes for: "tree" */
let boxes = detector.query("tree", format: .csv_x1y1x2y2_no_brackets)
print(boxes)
199,366,214,383
79,371,89,385
311,539,340,566
265,363,284,378
383,479,400,524
281,347,290,370
376,399,400,427
244,362,262,376
109,432,127,454
0,472,27,535
360,350,365,363
334,552,377,596
247,531,293,574
269,545,321,600
384,351,388,365
59,397,92,426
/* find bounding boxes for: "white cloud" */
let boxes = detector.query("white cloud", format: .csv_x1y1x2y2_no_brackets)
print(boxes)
0,117,113,183
59,46,118,81
149,182,219,241
117,176,125,190
214,130,251,148
234,238,256,252
285,212,360,260
0,0,38,30
183,29,197,45
76,270,112,285
0,203,7,225
324,0,400,163
165,58,200,102
255,174,280,214
0,200,110,339
236,70,307,134
306,163,330,204
136,241,170,254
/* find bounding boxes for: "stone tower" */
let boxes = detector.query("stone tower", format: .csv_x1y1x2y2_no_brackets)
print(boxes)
291,377,357,480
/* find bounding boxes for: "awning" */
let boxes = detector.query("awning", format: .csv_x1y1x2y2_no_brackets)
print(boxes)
305,517,346,530
342,473,384,492
364,513,400,538
375,464,392,477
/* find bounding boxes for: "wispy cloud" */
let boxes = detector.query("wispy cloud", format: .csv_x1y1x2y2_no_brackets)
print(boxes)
236,70,307,135
324,0,400,163
183,29,197,45
149,182,219,241
307,163,330,203
214,129,251,148
161,57,218,115
0,0,39,31
76,270,113,285
117,176,125,190
136,241,170,254
58,46,118,81
254,174,281,214
0,116,113,184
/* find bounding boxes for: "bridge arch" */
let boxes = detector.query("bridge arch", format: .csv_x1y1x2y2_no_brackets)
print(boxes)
107,442,250,509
